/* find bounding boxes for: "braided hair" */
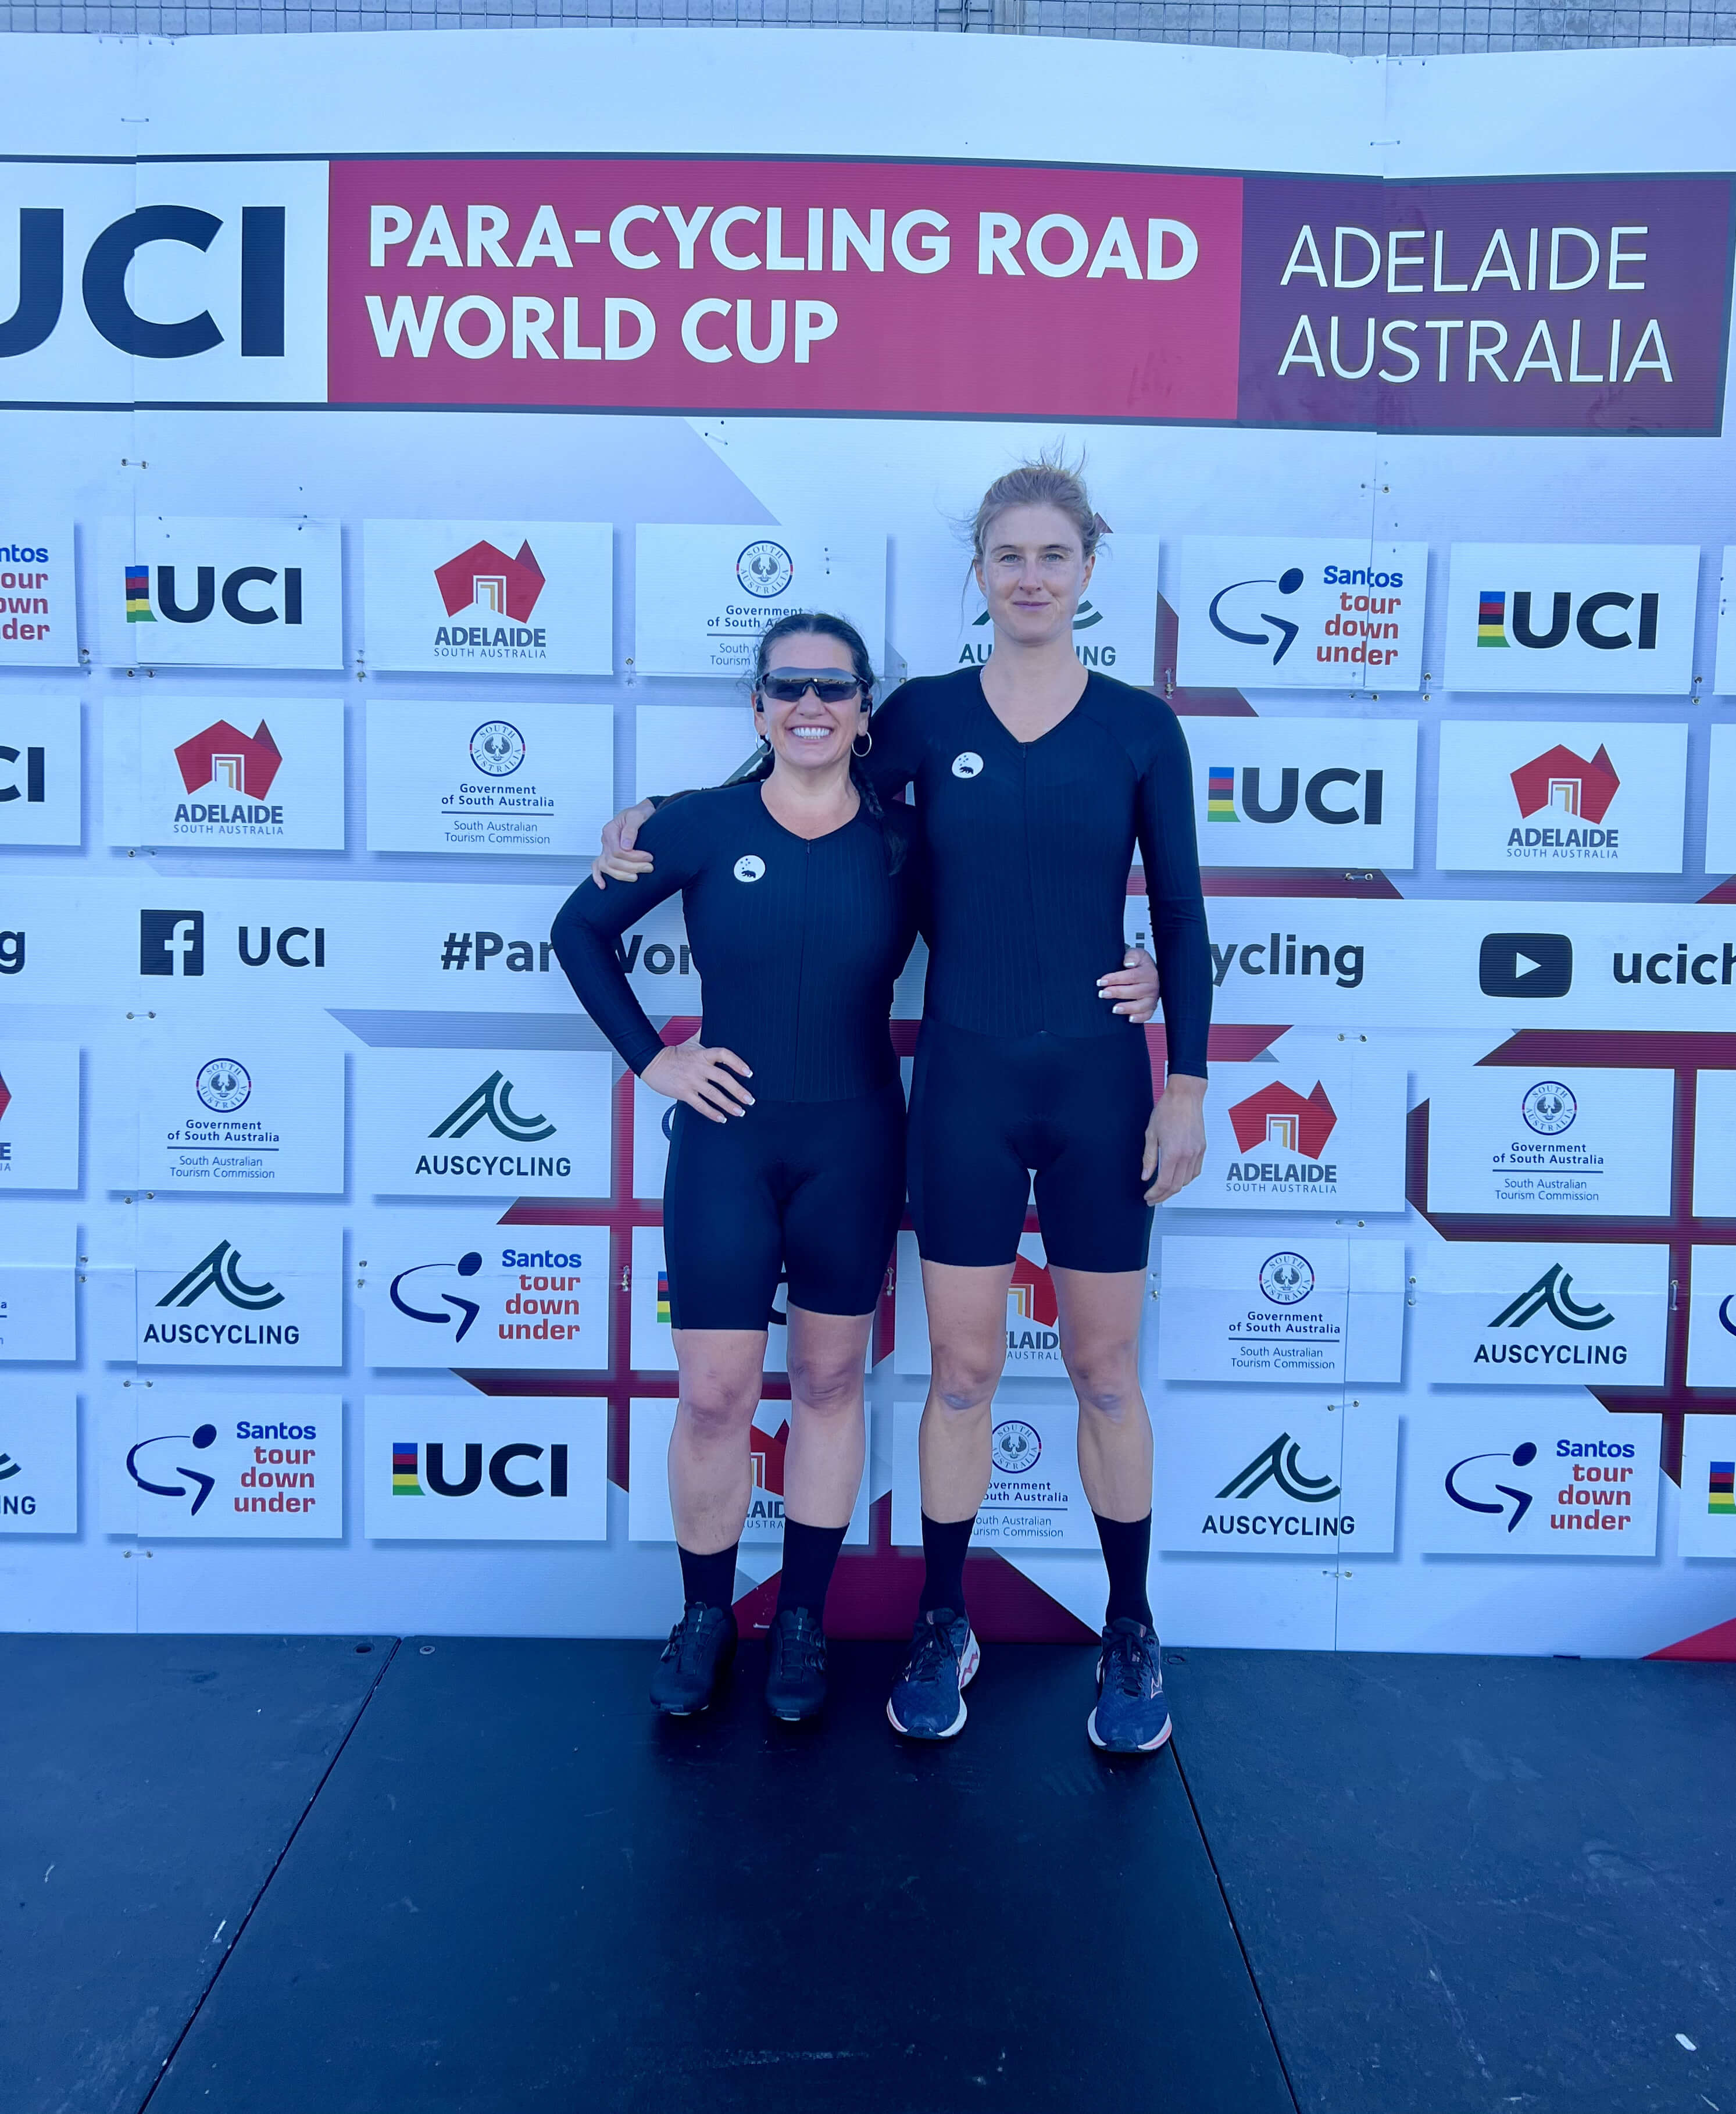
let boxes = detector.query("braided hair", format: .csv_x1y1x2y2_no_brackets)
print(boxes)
727,611,906,873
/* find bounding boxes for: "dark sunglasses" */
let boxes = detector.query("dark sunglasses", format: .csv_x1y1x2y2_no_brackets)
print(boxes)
758,672,864,706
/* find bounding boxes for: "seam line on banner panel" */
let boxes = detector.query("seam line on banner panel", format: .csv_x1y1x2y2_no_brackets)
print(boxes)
1167,1727,1303,2113
94,403,1726,440
134,1637,404,2113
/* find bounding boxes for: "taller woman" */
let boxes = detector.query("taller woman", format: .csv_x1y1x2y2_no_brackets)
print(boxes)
599,460,1211,1753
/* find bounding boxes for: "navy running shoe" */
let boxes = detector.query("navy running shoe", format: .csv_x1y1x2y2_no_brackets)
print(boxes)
885,1608,980,1740
1088,1618,1171,1754
764,1606,828,1723
650,1601,737,1716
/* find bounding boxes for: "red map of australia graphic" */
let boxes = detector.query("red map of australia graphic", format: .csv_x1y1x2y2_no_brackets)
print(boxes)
174,719,283,799
435,540,546,622
1229,1080,1337,1158
1510,743,1621,822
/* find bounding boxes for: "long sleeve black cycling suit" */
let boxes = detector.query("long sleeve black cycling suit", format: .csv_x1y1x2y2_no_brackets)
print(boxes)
857,663,1209,1272
552,779,919,1327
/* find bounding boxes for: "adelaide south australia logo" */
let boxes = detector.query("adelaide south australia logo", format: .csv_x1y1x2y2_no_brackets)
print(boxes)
434,540,548,659
1508,743,1620,858
1227,1080,1337,1194
174,717,285,835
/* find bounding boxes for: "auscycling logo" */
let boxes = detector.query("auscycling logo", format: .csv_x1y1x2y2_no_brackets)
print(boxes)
415,1069,570,1182
1475,1263,1626,1370
1202,1430,1354,1539
141,1238,303,1350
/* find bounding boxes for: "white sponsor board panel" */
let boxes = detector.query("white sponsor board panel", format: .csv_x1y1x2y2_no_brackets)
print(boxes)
1425,1066,1674,1217
1437,720,1688,874
634,704,766,804
362,1213,609,1370
630,1397,869,1546
1152,1391,1398,1554
362,520,613,674
0,1384,79,1534
891,1397,1095,1551
633,1076,677,1200
1708,726,1736,877
1685,1246,1736,1387
1441,543,1699,694
1123,897,1736,1033
1414,1241,1668,1388
629,1224,788,1375
0,1219,78,1360
1692,1071,1736,1216
109,1394,343,1539
1165,1037,1408,1213
1191,717,1417,869
0,519,77,665
1155,1237,1405,1385
108,695,346,851
1174,537,1427,691
365,1397,608,1541
365,699,613,857
1712,548,1736,698
1678,1415,1736,1559
894,1230,1065,1378
0,1042,80,1190
634,526,887,677
133,1035,344,1194
924,533,1162,686
101,517,344,669
133,1210,343,1367
358,1048,611,1198
0,694,81,845
1409,1410,1660,1557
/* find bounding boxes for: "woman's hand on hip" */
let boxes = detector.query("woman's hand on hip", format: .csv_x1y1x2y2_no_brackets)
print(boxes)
1142,1074,1206,1204
642,1041,755,1124
591,799,658,888
1099,946,1160,1023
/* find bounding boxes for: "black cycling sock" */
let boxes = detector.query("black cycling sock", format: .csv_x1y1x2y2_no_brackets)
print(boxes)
1093,1511,1154,1629
678,1542,739,1612
776,1517,848,1620
919,1512,976,1618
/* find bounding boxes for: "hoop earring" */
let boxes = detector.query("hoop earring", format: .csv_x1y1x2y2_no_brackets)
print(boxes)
852,729,873,758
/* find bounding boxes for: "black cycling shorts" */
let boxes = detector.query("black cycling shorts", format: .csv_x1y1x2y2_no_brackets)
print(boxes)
907,1018,1155,1274
662,1081,906,1330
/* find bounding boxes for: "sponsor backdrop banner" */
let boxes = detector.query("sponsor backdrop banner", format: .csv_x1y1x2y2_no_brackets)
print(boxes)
2,29,1734,1658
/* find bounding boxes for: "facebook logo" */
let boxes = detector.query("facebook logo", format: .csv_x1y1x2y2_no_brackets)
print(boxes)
140,909,205,977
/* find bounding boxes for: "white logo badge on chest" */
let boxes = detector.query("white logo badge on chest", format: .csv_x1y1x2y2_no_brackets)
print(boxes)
951,751,985,780
733,854,767,883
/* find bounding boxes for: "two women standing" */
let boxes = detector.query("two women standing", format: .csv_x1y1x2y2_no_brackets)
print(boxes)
555,458,1210,1752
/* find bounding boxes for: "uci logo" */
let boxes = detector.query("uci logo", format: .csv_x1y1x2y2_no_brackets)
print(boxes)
733,855,766,883
952,752,984,780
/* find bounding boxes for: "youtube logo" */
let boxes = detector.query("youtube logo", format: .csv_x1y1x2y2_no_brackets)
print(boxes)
1478,931,1573,998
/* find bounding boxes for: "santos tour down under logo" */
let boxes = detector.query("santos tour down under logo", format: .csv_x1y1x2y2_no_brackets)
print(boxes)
156,1240,284,1312
429,1071,555,1144
1488,1264,1614,1333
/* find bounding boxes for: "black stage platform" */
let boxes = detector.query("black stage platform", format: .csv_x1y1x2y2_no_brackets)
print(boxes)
4,1636,1731,2114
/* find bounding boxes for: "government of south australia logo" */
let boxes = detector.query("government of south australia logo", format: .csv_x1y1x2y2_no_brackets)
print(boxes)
1521,1081,1577,1136
991,1420,1042,1474
1489,1264,1613,1332
1259,1251,1314,1304
736,541,793,598
1217,1433,1341,1504
430,1070,555,1144
196,1058,251,1112
1209,566,1304,663
469,721,526,776
1446,1442,1537,1531
156,1240,283,1312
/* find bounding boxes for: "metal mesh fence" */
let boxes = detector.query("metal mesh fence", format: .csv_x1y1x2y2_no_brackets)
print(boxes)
3,0,1733,62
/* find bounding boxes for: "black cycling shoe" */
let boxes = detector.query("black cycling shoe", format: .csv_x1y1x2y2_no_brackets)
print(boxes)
764,1606,828,1722
649,1601,737,1716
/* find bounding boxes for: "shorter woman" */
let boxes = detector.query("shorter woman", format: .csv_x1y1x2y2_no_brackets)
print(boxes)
552,614,916,1723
